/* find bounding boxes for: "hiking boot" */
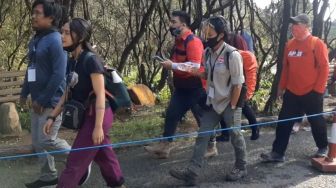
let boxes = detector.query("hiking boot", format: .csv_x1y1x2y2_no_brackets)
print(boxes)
78,162,92,185
204,143,218,158
144,141,175,159
169,167,198,186
260,152,285,163
250,127,260,140
226,167,247,181
314,147,328,158
25,178,58,188
216,134,230,142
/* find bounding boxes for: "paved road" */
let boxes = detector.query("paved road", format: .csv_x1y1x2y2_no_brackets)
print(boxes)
0,128,336,188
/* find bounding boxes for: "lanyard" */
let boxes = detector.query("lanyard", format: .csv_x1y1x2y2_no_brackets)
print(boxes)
209,45,226,82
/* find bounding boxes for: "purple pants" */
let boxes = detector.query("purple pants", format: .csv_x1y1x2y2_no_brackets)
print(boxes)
57,107,124,188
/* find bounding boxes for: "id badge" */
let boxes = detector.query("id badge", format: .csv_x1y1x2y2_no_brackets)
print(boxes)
208,86,215,99
28,67,36,82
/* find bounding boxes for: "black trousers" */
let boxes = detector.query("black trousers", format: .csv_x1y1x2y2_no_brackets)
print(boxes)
272,90,328,156
163,87,205,141
220,101,258,135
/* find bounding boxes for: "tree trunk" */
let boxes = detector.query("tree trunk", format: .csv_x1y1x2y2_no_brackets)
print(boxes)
264,0,291,113
82,0,90,20
312,0,329,37
117,0,159,73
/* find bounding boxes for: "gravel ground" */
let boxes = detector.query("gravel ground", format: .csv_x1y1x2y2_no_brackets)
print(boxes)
0,128,336,188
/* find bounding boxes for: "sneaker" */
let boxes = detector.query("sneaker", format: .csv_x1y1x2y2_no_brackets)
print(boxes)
25,178,58,188
216,134,230,142
250,128,260,140
204,144,218,158
78,162,92,185
169,167,198,186
314,147,328,158
260,152,285,163
226,167,247,181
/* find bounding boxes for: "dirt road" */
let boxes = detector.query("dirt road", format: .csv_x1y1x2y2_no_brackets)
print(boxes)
0,128,335,188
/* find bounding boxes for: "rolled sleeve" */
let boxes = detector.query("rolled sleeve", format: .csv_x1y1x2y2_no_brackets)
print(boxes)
229,51,244,85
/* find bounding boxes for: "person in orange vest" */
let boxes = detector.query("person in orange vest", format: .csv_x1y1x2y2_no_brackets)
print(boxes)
144,10,206,159
261,13,329,162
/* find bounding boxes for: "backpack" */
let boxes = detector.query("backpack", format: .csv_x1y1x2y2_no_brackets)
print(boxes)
82,52,132,112
240,31,254,52
237,50,258,100
225,50,258,104
205,48,258,104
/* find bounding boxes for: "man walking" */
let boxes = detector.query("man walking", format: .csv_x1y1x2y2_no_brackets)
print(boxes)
169,16,247,186
261,13,329,162
21,0,71,187
144,10,206,159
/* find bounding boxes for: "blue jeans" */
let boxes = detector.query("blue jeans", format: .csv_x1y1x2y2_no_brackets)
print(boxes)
163,87,205,141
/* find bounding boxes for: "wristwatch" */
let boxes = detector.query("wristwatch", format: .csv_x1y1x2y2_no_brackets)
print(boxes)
46,116,56,122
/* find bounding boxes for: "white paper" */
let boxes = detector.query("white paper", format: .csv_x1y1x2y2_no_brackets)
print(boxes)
28,68,36,82
186,62,201,69
111,70,122,83
175,62,200,72
208,87,215,98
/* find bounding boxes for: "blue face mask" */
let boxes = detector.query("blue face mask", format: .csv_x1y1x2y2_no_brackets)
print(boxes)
169,27,181,37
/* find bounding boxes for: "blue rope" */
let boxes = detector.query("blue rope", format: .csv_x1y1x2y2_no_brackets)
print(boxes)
0,110,334,160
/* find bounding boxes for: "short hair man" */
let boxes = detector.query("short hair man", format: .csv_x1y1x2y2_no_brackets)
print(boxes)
261,13,329,162
144,10,206,158
21,0,71,187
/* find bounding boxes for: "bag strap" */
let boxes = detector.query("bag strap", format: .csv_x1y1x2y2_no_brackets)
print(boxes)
184,34,194,50
311,36,318,68
226,49,239,86
83,52,117,104
81,51,95,74
69,51,95,108
173,34,194,56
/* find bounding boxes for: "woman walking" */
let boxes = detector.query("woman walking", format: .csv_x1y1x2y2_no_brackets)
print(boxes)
43,18,125,188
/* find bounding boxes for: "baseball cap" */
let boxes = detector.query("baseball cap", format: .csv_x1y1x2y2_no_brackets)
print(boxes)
289,13,310,25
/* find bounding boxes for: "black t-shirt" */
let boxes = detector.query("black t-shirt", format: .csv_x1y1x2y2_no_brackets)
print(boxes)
67,51,104,104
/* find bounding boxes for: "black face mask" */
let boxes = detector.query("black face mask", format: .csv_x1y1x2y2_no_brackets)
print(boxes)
204,36,219,49
169,27,181,37
63,42,80,52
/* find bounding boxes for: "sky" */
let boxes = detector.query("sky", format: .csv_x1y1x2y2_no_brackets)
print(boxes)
254,0,336,21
